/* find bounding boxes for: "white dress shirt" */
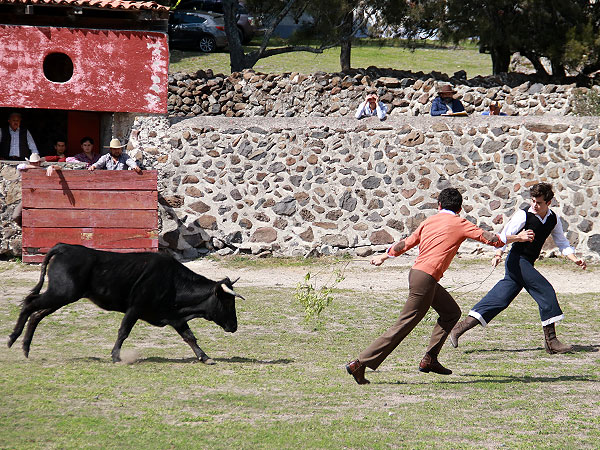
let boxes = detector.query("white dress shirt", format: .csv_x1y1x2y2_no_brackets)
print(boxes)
499,208,574,255
0,127,39,157
355,101,387,120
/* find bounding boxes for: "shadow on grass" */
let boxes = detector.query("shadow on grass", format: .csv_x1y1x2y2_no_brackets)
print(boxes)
379,374,597,386
214,356,294,364
70,356,294,364
464,344,599,354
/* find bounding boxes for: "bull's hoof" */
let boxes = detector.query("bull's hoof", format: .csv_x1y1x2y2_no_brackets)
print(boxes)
23,348,29,358
201,357,216,365
112,356,121,363
7,335,16,348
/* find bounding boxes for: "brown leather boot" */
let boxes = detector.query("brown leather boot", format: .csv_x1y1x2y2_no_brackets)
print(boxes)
346,359,370,384
449,316,479,348
418,353,452,375
543,323,573,354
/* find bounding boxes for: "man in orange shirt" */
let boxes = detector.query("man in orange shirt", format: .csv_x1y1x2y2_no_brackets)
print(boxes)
346,188,534,384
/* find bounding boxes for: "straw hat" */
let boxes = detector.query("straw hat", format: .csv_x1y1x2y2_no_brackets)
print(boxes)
25,153,41,163
105,138,126,149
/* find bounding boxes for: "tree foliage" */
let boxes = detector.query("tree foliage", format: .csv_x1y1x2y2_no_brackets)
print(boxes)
389,0,600,82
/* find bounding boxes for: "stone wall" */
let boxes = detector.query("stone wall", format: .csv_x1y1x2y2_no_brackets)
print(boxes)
168,69,598,119
132,114,599,260
2,115,599,261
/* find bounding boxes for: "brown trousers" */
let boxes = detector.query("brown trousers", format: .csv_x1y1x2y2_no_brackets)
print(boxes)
359,269,461,370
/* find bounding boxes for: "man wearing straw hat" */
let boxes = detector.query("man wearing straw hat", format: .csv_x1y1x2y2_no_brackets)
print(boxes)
12,153,61,226
88,138,142,173
430,84,466,116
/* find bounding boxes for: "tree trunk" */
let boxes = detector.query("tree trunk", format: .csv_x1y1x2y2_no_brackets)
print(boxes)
550,58,567,83
490,45,511,74
339,9,353,72
222,0,251,72
521,51,550,79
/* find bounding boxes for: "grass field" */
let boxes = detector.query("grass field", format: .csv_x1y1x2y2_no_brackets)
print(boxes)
1,258,598,449
169,39,493,77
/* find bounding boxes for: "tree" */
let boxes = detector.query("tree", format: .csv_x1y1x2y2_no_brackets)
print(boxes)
223,0,381,72
398,0,600,82
222,0,339,72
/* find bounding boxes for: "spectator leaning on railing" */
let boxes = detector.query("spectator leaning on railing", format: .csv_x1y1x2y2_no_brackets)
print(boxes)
12,153,61,227
355,92,387,120
430,84,466,116
88,138,142,173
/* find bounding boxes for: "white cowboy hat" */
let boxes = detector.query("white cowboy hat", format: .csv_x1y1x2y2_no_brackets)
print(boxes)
105,138,126,149
25,153,41,163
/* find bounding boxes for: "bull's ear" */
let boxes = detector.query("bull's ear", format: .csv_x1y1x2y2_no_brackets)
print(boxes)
221,283,245,300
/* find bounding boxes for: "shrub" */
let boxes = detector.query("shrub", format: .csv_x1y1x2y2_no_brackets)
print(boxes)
572,87,600,116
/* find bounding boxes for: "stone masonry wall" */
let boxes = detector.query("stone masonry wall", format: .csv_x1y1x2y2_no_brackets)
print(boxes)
2,115,599,261
168,69,599,119
130,115,600,260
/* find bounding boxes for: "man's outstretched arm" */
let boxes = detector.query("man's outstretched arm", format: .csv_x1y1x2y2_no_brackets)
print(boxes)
370,239,406,266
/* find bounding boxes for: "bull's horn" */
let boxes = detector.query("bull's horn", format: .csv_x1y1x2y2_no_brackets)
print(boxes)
221,283,246,300
231,276,241,285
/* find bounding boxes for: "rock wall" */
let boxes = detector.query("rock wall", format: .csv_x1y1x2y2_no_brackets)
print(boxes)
168,69,598,119
2,115,599,261
130,115,600,260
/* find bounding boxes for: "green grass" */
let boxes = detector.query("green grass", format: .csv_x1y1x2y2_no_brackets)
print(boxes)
210,253,353,270
169,39,493,77
1,269,599,449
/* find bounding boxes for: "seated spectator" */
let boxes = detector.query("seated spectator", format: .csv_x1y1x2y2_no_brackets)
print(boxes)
355,93,387,120
0,112,39,161
12,153,61,226
44,138,68,162
481,101,507,116
88,138,142,173
66,136,100,166
430,84,466,116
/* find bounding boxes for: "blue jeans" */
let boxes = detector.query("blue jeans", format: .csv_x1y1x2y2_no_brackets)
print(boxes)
468,251,563,326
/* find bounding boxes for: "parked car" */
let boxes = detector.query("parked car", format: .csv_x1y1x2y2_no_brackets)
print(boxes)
168,10,228,53
173,0,256,43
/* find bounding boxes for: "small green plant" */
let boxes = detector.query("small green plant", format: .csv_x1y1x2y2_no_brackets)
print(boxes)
572,87,600,116
294,259,348,323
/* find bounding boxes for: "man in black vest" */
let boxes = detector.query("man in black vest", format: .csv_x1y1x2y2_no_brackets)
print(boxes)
450,183,587,354
0,112,39,161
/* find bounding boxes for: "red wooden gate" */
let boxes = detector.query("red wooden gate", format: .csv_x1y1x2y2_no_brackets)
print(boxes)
21,170,158,263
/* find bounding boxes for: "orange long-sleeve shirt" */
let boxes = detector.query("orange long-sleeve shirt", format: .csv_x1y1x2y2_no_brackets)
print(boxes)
388,210,504,281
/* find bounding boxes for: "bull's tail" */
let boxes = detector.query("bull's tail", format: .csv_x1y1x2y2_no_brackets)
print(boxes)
27,245,62,297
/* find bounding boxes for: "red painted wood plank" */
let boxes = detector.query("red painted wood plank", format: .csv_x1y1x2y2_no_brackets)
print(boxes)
22,189,158,210
21,170,158,191
22,228,159,250
23,209,158,228
23,247,159,263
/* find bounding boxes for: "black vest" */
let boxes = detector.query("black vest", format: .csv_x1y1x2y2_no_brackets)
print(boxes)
0,127,29,160
511,208,557,263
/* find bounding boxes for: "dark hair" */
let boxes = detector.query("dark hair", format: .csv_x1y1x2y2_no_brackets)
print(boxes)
438,188,463,213
530,183,553,202
80,136,94,145
53,138,66,146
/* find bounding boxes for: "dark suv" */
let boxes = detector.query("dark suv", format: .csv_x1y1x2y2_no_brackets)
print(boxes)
168,11,228,53
174,0,256,43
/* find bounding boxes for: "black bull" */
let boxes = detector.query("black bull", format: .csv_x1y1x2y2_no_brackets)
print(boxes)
8,243,243,363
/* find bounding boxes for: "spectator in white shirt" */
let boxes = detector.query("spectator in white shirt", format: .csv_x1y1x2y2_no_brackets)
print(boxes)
355,93,387,120
0,112,39,161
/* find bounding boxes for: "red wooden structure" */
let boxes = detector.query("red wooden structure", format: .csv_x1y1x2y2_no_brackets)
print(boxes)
21,170,158,263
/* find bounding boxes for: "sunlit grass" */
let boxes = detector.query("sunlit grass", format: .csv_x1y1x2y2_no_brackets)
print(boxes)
169,39,492,77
